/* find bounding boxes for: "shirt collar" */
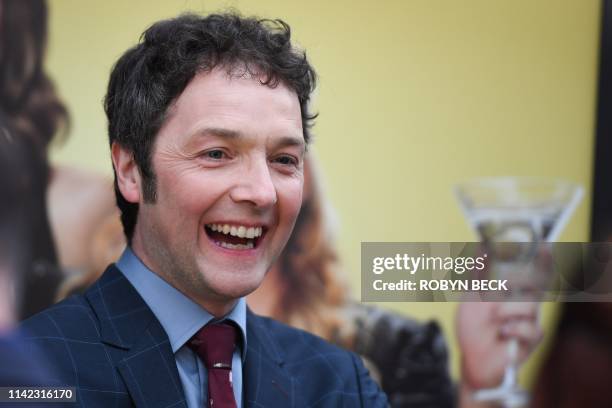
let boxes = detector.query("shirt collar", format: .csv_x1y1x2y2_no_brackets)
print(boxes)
117,247,248,361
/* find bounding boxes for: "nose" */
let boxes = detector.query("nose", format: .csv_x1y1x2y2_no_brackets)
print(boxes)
229,157,278,208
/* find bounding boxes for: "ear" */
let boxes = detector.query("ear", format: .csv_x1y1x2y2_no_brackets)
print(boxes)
111,142,141,204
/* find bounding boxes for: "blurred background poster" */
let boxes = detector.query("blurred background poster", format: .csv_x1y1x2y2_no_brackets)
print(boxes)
18,0,606,397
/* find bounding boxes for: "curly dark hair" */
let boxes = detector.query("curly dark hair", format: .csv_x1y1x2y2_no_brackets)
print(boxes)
104,12,318,242
0,0,69,153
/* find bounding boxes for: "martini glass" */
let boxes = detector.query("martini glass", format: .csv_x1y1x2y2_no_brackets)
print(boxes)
454,177,583,408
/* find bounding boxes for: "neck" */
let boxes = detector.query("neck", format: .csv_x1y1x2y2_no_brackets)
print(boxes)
197,298,238,318
129,238,237,318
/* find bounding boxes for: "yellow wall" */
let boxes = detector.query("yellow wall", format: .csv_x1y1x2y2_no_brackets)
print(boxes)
47,0,600,383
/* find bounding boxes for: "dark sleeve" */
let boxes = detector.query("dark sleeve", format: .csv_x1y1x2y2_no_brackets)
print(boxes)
351,305,456,408
0,335,53,386
350,351,389,408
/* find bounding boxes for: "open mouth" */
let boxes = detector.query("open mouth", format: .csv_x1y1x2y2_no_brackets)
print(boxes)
205,223,266,250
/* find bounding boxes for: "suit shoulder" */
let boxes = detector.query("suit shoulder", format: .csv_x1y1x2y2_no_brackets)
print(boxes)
19,294,100,341
250,314,363,380
253,314,351,358
251,314,389,406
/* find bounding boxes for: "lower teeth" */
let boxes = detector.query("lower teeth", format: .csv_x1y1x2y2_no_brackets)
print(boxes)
216,241,254,250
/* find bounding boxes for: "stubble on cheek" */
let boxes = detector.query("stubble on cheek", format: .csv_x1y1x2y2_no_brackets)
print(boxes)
160,226,207,294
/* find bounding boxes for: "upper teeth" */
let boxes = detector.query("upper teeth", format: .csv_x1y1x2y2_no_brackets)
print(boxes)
207,224,263,239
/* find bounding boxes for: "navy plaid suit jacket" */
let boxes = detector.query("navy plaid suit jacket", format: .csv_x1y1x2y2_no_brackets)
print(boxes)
19,265,388,407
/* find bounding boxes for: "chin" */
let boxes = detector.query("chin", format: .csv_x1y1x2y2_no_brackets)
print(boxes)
207,272,266,300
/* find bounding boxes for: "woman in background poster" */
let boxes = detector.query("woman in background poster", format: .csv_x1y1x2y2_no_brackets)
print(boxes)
0,0,123,318
0,0,64,319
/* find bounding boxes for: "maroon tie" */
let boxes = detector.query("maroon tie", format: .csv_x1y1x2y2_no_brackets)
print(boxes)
188,323,238,408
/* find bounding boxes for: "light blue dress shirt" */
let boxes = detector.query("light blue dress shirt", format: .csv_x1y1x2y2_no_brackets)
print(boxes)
117,248,247,408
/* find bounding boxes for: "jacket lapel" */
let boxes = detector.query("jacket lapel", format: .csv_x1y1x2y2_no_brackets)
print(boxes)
85,265,187,408
86,266,296,408
243,311,296,407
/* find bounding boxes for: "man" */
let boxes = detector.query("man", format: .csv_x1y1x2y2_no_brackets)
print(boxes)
19,13,387,407
19,12,541,408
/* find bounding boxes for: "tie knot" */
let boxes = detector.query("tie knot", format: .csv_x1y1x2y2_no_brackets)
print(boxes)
188,323,237,369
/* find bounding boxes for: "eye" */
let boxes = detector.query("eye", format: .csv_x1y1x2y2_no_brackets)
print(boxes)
203,149,227,160
273,155,299,167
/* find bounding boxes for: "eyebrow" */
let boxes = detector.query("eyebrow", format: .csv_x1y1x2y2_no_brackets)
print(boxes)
193,127,241,140
192,127,306,151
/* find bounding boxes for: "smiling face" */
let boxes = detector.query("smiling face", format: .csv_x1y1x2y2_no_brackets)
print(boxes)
112,68,305,316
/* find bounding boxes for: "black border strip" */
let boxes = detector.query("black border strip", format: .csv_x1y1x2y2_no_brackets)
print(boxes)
591,0,612,241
